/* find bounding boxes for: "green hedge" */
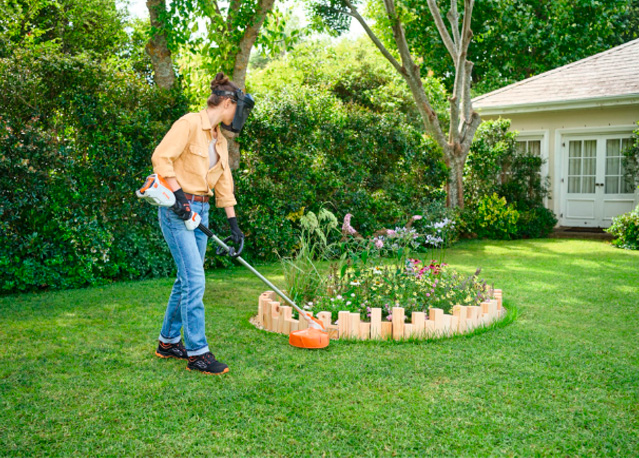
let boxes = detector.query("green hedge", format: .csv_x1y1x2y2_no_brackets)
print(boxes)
0,48,189,292
1,47,447,293
237,86,447,258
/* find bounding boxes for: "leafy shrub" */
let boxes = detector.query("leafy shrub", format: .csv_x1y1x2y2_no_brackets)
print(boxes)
463,119,556,239
516,206,558,239
606,205,639,250
0,47,190,292
461,193,520,240
237,85,447,259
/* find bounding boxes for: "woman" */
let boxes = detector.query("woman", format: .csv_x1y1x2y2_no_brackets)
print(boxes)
150,72,252,375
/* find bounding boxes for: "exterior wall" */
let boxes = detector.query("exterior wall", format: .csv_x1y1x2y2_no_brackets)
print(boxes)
481,104,639,227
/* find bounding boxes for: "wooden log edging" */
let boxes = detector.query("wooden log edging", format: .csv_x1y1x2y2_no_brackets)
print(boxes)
255,290,506,341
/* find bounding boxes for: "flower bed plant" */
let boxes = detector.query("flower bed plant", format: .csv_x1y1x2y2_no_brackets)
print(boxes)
308,258,494,324
281,209,496,324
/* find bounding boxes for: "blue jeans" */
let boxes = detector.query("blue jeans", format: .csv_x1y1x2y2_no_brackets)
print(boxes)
158,200,210,356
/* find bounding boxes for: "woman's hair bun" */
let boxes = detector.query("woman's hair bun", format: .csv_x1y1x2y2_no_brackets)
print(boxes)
207,72,240,107
211,72,230,91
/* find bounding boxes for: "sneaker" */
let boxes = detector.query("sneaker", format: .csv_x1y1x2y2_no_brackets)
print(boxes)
155,340,188,360
186,352,229,375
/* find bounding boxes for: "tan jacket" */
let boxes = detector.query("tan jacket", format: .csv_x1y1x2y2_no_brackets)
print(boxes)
151,110,237,208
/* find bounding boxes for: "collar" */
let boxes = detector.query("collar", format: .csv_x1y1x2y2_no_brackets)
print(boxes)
199,109,212,131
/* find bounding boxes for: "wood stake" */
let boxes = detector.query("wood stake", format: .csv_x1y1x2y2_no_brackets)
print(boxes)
350,313,360,339
270,301,281,333
338,311,351,339
370,308,382,340
453,305,468,333
317,312,332,329
494,289,503,310
289,319,299,333
327,325,339,340
404,323,414,339
359,322,371,340
298,311,310,331
279,306,292,334
283,319,295,335
412,312,426,338
381,321,392,339
263,300,272,331
392,307,405,340
429,308,444,337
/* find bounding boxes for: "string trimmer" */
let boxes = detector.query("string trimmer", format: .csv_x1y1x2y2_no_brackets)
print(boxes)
136,174,329,349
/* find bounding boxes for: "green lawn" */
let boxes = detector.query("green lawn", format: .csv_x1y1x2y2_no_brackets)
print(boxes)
1,239,638,456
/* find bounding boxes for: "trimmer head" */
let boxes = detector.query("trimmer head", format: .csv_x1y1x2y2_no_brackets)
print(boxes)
289,315,330,349
289,328,330,349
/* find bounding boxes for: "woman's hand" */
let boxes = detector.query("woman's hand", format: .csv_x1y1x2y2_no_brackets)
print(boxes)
171,189,192,220
227,217,244,245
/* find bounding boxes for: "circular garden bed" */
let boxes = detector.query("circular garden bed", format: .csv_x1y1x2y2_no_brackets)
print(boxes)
253,289,504,341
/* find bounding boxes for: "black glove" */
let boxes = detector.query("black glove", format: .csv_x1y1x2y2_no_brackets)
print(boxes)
171,189,192,221
228,216,244,245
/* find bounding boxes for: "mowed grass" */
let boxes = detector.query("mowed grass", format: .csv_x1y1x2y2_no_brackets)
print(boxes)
1,239,638,457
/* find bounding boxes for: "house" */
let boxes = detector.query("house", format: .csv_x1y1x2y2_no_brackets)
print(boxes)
473,38,639,228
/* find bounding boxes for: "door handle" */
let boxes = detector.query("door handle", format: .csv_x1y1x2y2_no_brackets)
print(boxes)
596,183,604,187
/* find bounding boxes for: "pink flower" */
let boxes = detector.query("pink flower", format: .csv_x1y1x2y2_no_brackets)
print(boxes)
411,215,423,221
387,229,396,236
375,239,384,248
426,293,430,297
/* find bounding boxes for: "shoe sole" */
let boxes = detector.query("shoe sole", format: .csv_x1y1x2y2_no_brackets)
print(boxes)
155,351,187,360
186,366,230,375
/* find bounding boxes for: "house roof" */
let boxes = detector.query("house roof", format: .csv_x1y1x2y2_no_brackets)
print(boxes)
473,38,639,114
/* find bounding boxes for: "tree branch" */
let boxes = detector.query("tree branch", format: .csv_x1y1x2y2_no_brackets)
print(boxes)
460,111,482,153
381,0,450,153
460,0,474,55
232,0,276,87
461,60,473,122
227,0,242,33
447,0,460,52
426,0,456,59
342,0,404,75
449,95,459,142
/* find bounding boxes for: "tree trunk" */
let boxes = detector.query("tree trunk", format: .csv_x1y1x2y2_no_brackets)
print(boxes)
224,0,276,170
446,153,465,209
146,0,175,90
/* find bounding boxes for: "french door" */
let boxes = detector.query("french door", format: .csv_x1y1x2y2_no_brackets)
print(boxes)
562,135,636,228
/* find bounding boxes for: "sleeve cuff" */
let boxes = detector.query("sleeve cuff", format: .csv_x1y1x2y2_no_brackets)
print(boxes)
152,163,176,179
215,196,237,208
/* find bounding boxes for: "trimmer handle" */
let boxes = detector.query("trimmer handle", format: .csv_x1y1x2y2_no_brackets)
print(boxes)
196,224,243,257
215,235,244,258
197,223,214,238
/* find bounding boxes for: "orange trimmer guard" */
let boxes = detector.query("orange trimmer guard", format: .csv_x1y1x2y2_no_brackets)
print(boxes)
289,327,330,349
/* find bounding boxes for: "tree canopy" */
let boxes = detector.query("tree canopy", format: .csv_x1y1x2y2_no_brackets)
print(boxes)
367,0,639,94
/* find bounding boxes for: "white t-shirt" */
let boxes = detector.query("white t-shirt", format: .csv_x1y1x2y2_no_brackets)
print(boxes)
209,137,218,168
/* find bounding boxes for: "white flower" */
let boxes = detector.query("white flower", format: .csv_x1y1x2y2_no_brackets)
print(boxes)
303,305,311,310
307,301,313,306
346,301,352,305
350,281,360,286
350,293,356,297
330,298,335,302
336,295,343,300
